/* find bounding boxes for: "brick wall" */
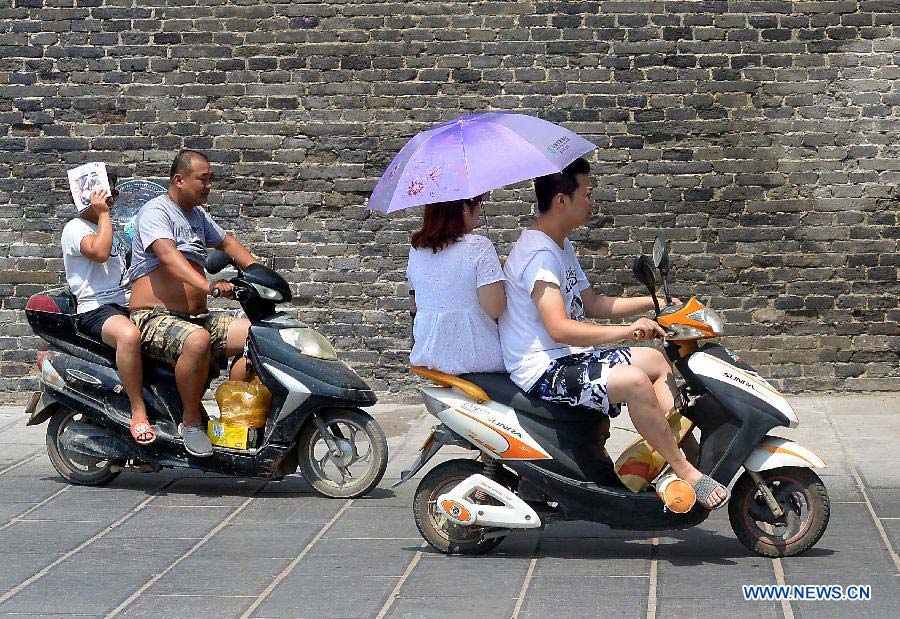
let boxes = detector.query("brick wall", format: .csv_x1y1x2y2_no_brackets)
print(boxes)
1,0,898,402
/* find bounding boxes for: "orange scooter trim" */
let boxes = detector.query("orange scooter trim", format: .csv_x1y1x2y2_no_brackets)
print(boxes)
410,366,490,403
657,297,717,338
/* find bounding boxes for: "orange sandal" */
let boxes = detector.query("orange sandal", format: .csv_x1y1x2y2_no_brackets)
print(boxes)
130,420,156,445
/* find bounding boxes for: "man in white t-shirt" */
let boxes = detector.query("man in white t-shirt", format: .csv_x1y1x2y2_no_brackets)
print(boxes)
499,158,727,509
61,181,155,445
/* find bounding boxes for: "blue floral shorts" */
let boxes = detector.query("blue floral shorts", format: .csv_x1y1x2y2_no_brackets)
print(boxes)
529,348,633,417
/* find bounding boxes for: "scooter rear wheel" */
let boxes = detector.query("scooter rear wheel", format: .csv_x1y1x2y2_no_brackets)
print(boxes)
297,408,387,499
414,459,506,555
46,407,121,486
729,466,830,558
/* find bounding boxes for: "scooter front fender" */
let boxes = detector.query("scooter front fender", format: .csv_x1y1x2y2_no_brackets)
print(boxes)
744,436,827,472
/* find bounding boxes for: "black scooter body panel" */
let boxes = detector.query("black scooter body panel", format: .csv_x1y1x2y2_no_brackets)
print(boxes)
514,413,620,486
41,371,292,479
26,291,116,368
27,271,381,486
250,326,377,405
676,344,788,485
506,461,710,530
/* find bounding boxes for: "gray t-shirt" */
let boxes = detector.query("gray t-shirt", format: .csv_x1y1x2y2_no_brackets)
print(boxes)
129,193,226,281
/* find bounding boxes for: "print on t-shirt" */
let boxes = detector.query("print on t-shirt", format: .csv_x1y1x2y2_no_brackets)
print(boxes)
570,294,585,322
564,266,578,294
109,234,129,288
564,265,585,322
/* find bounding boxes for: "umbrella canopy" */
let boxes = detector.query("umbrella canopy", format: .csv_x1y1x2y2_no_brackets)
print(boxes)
367,112,597,213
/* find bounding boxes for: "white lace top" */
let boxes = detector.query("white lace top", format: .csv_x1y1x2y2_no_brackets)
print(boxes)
407,234,505,374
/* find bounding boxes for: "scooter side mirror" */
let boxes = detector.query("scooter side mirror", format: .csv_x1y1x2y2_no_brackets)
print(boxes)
652,238,673,305
633,255,660,315
652,237,670,273
206,250,236,274
632,255,656,291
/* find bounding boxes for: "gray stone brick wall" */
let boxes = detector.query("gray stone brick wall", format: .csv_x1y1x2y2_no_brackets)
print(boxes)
1,0,898,402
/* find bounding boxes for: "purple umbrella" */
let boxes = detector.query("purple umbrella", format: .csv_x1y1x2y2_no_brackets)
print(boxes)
367,112,597,213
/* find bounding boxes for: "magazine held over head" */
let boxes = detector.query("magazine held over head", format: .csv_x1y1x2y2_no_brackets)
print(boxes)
67,162,111,213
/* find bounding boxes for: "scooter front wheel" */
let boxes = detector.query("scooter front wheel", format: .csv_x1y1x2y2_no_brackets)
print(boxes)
413,459,506,555
46,407,121,486
729,466,830,558
297,408,387,498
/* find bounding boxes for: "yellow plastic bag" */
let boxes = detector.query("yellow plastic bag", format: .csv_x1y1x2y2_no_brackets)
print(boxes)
614,410,694,493
214,376,272,429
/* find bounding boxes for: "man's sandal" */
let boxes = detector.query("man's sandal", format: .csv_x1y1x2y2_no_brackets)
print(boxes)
130,420,156,446
693,474,729,510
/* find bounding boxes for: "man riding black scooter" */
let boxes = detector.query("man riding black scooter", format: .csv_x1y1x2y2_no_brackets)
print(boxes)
127,149,255,457
25,152,388,498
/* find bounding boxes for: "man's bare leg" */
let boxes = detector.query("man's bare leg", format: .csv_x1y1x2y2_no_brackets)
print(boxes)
225,318,251,381
607,364,725,507
176,328,211,427
101,316,147,424
628,347,677,411
628,347,699,464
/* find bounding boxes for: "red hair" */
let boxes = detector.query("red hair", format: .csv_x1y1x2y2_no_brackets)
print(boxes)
410,197,481,253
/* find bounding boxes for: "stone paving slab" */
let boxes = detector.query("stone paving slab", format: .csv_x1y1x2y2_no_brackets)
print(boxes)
518,575,648,617
252,575,397,618
120,594,253,619
0,394,898,618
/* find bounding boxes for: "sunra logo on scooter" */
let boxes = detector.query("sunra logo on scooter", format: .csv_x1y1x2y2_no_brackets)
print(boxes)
723,371,758,392
456,402,524,438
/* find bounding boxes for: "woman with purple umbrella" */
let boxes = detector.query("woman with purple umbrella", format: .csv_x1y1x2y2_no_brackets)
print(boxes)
369,112,597,375
407,194,506,374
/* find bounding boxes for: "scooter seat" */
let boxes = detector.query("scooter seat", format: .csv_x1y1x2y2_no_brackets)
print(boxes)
459,373,599,422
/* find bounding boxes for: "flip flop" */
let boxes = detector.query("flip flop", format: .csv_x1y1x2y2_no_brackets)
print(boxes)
130,420,156,446
693,474,729,510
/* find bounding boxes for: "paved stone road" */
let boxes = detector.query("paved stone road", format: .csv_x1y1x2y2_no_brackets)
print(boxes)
0,394,897,618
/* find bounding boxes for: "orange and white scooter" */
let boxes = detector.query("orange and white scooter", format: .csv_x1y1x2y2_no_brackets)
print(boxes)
397,239,829,557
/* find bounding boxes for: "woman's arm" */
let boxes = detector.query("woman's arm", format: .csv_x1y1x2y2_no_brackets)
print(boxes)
477,281,506,319
474,236,506,320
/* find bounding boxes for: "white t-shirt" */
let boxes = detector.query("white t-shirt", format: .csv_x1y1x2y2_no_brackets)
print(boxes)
61,218,129,314
407,234,505,374
499,229,592,391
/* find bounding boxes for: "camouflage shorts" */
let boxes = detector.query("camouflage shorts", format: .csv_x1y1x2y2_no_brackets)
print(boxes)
130,307,234,367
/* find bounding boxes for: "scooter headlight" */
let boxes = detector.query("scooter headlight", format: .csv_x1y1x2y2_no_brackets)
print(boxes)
280,328,338,360
667,324,708,340
686,307,725,335
251,283,283,301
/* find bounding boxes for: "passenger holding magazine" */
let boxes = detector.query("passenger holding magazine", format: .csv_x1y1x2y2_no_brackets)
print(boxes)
407,195,506,375
61,175,155,445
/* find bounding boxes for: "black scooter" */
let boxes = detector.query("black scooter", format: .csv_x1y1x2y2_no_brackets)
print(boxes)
400,239,830,557
24,251,387,498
